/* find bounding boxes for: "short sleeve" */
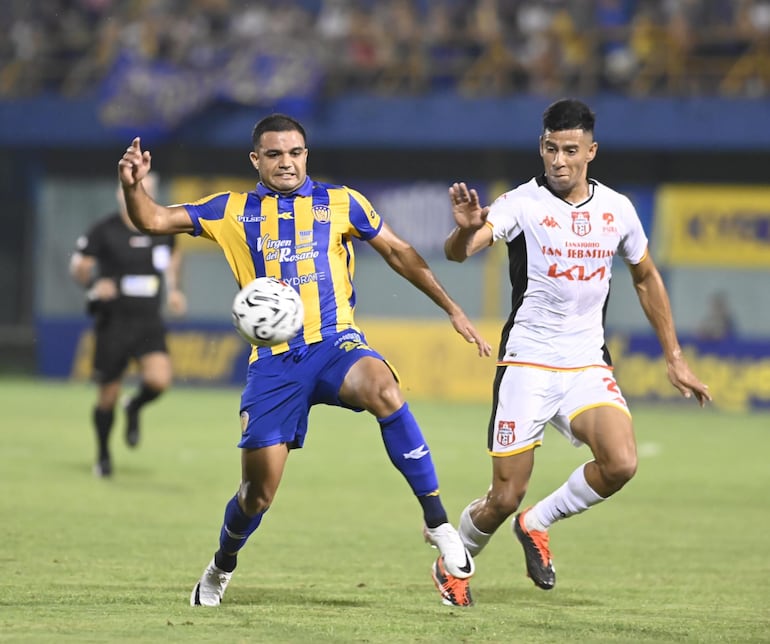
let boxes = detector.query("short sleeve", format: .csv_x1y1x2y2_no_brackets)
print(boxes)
345,187,382,240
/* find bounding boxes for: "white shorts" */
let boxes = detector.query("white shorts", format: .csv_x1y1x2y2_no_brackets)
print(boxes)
487,365,631,456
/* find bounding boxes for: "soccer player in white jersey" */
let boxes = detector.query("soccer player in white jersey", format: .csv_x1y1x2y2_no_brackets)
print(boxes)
444,98,711,591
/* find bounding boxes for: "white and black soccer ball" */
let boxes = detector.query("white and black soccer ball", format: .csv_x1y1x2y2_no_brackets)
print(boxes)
231,277,304,347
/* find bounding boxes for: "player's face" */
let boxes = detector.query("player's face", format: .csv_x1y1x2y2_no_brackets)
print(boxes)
249,130,308,194
539,129,597,202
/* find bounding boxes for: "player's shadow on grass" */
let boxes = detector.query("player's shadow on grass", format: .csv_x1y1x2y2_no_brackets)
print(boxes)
231,588,373,608
61,460,190,494
476,586,604,607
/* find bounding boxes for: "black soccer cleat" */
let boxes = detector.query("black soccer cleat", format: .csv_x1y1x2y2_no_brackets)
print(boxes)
94,455,112,478
513,510,555,590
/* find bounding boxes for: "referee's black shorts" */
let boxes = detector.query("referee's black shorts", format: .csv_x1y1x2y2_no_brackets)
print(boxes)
92,312,168,384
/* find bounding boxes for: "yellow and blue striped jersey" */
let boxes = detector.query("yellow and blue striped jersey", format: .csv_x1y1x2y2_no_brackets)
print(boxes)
183,176,383,361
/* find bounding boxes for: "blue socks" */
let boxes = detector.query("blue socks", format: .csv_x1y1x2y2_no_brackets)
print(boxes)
215,494,265,572
379,403,448,528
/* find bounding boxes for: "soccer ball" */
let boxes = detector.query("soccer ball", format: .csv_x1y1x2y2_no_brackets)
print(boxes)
231,277,304,347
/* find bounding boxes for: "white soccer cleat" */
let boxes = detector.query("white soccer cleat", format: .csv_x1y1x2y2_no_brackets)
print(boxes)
423,523,475,579
190,558,233,607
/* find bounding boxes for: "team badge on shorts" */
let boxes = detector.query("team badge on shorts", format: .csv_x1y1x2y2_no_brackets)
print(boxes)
497,420,516,447
240,411,249,434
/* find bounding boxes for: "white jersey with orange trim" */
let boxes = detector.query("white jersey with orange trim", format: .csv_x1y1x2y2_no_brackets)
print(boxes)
486,175,648,369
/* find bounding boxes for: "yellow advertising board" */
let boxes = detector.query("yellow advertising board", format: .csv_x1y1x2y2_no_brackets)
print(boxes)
654,185,770,267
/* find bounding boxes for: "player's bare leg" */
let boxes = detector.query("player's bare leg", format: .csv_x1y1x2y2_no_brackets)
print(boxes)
342,356,475,606
516,407,637,589
192,444,289,606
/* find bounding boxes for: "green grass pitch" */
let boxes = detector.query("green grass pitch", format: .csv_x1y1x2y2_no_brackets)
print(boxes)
0,378,768,643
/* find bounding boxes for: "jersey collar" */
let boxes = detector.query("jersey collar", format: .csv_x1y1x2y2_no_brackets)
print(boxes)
256,176,313,199
537,174,596,207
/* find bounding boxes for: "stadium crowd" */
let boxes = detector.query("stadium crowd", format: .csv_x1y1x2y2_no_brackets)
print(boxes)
1,0,769,100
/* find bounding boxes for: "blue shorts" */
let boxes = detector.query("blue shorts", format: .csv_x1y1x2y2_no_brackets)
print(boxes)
237,329,392,450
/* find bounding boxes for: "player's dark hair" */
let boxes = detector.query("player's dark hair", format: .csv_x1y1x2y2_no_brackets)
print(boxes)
542,99,595,134
251,113,307,149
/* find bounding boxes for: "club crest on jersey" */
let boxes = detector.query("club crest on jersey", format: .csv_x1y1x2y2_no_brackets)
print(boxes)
497,420,516,446
312,205,331,224
571,211,591,236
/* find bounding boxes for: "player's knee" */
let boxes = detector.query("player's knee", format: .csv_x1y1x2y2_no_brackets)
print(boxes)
485,484,525,521
364,380,404,418
145,369,172,392
602,452,637,489
238,482,273,516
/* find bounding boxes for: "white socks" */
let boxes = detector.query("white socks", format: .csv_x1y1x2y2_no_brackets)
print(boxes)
526,462,605,531
459,463,606,554
458,501,492,557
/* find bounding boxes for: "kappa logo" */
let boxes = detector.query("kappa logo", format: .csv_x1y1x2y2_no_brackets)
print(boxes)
403,444,429,460
540,216,561,228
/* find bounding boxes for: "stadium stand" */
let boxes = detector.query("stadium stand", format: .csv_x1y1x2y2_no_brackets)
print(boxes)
1,0,769,99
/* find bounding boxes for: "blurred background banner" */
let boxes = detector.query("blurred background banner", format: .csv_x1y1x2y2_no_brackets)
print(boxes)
99,48,322,137
34,316,770,413
2,0,770,413
654,185,770,267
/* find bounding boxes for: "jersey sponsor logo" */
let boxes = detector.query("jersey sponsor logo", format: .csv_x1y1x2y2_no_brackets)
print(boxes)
283,272,323,286
237,215,266,222
571,211,591,236
602,212,618,233
547,264,607,281
403,444,430,460
256,234,320,262
540,216,561,228
496,420,516,446
566,248,615,259
312,205,331,223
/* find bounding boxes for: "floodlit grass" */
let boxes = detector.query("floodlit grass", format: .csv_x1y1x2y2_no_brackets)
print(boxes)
0,378,768,643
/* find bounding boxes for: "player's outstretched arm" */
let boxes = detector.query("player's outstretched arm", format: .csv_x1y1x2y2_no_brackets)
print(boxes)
445,182,492,262
118,137,193,235
629,254,711,407
368,223,492,357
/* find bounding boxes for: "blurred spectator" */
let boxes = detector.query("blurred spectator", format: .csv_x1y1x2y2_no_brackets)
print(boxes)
1,0,769,101
697,291,737,341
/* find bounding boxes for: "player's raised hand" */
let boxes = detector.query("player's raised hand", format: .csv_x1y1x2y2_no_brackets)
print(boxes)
118,137,152,187
449,182,489,230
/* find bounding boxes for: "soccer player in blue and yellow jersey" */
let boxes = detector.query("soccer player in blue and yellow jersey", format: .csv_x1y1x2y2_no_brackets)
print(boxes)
118,114,492,608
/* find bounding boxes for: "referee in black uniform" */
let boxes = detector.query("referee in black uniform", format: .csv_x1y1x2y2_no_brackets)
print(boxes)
70,173,186,477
